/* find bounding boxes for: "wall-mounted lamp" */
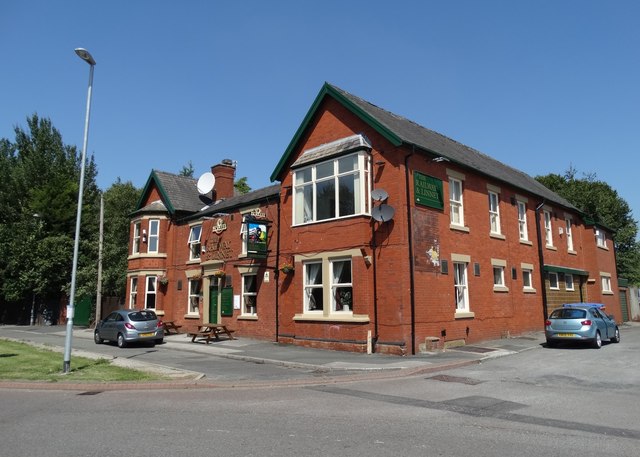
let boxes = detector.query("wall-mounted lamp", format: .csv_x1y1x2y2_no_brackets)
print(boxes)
142,229,147,243
432,156,450,163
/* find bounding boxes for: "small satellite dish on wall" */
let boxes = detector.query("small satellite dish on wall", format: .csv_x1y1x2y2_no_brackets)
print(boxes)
372,204,395,222
197,172,215,195
371,188,389,202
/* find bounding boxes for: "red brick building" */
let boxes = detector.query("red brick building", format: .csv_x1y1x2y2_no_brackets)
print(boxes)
126,83,621,355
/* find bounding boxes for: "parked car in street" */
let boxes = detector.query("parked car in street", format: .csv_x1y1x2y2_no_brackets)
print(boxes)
94,309,164,348
545,303,620,349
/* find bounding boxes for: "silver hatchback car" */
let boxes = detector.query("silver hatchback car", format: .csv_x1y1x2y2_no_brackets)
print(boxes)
94,309,164,348
545,303,620,349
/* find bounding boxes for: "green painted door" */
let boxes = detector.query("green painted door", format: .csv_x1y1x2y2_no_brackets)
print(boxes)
209,283,219,324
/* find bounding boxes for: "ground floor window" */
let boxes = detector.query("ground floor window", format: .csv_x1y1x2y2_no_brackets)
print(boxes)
549,272,559,290
188,279,201,315
304,261,324,312
242,273,257,316
145,276,157,309
129,277,138,308
332,259,352,312
302,257,354,316
453,262,469,312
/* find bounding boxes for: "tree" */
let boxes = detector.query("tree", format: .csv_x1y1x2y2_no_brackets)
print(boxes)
234,176,251,194
536,167,640,284
0,114,100,323
179,161,194,178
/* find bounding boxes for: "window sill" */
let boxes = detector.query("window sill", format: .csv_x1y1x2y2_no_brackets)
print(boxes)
293,313,370,323
523,287,537,294
545,245,557,251
568,250,578,256
597,245,609,251
183,314,200,320
602,291,614,295
186,259,200,264
454,311,475,319
128,253,168,260
493,286,509,293
519,239,532,246
450,224,470,233
238,315,258,321
489,232,505,240
155,310,166,317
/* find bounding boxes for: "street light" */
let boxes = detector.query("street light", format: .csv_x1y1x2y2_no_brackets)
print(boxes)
63,47,96,373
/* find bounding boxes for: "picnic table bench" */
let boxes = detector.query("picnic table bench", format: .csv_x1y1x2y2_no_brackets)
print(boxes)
187,323,236,344
163,321,183,335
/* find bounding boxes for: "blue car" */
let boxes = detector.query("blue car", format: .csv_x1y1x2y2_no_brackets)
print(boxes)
545,303,620,349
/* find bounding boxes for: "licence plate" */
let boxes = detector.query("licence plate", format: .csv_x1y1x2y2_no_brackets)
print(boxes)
140,332,155,338
557,333,575,337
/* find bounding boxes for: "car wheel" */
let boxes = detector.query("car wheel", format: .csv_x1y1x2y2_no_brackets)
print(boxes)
117,333,127,348
155,338,164,345
611,328,621,343
592,331,602,349
546,340,556,348
94,331,103,344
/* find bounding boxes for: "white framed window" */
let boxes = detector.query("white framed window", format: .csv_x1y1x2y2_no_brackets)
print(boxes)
601,274,612,293
242,274,257,316
145,276,157,309
565,274,574,291
331,259,352,312
596,228,607,248
543,210,553,247
493,265,505,287
188,279,201,315
548,272,559,290
565,218,574,252
304,261,324,312
522,268,533,290
129,277,138,308
449,178,464,226
188,225,202,261
453,262,470,312
517,201,528,241
148,219,160,253
132,222,141,254
488,191,501,234
293,152,369,225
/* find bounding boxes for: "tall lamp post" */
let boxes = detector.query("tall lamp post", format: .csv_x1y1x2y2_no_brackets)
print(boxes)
63,47,96,373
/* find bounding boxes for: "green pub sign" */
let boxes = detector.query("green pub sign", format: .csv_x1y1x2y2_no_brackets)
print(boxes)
413,171,444,209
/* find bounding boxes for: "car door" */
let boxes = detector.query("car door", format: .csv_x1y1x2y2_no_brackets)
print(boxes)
101,312,118,341
592,309,613,339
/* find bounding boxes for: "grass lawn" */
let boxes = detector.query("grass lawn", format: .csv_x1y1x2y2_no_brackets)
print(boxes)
0,339,167,383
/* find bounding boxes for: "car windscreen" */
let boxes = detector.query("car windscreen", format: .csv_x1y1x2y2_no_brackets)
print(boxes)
549,309,587,319
128,311,157,322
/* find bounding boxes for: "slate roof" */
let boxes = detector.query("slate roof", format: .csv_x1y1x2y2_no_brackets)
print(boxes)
271,83,577,211
135,170,214,215
191,184,281,221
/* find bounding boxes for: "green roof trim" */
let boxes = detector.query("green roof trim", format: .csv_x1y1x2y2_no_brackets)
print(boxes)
270,82,403,182
135,170,176,214
543,265,589,276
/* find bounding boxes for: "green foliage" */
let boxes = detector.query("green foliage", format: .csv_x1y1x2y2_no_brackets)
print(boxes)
234,176,251,194
536,167,640,284
179,161,195,177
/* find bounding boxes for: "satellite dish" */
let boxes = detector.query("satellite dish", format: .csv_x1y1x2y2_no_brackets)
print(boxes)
371,204,395,222
371,188,389,202
197,172,215,195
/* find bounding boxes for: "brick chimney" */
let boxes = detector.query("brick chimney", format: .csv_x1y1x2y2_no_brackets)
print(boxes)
211,159,236,200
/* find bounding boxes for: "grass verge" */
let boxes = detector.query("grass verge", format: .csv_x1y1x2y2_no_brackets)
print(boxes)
0,339,167,383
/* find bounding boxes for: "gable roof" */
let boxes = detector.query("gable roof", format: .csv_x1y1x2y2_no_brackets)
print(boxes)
271,82,577,211
185,183,281,222
135,170,212,215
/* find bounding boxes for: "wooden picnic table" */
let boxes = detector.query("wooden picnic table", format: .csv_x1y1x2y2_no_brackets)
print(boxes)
187,323,236,344
163,321,183,335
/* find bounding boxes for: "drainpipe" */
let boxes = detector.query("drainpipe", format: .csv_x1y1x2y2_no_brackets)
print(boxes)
405,146,416,355
275,192,282,342
371,220,379,352
535,201,549,321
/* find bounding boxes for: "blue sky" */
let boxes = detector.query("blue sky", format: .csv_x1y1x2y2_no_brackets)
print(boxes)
2,1,639,223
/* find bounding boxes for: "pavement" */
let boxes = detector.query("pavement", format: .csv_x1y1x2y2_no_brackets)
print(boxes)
0,324,558,391
3,322,638,390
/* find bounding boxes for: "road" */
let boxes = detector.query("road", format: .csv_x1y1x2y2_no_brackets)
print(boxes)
1,325,639,456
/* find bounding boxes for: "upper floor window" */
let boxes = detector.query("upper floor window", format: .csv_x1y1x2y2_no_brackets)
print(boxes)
488,191,501,234
493,265,505,287
517,201,528,241
449,178,464,226
601,273,612,293
148,219,160,253
543,210,553,247
293,152,369,225
596,228,607,248
565,218,574,251
188,225,202,261
132,222,141,254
